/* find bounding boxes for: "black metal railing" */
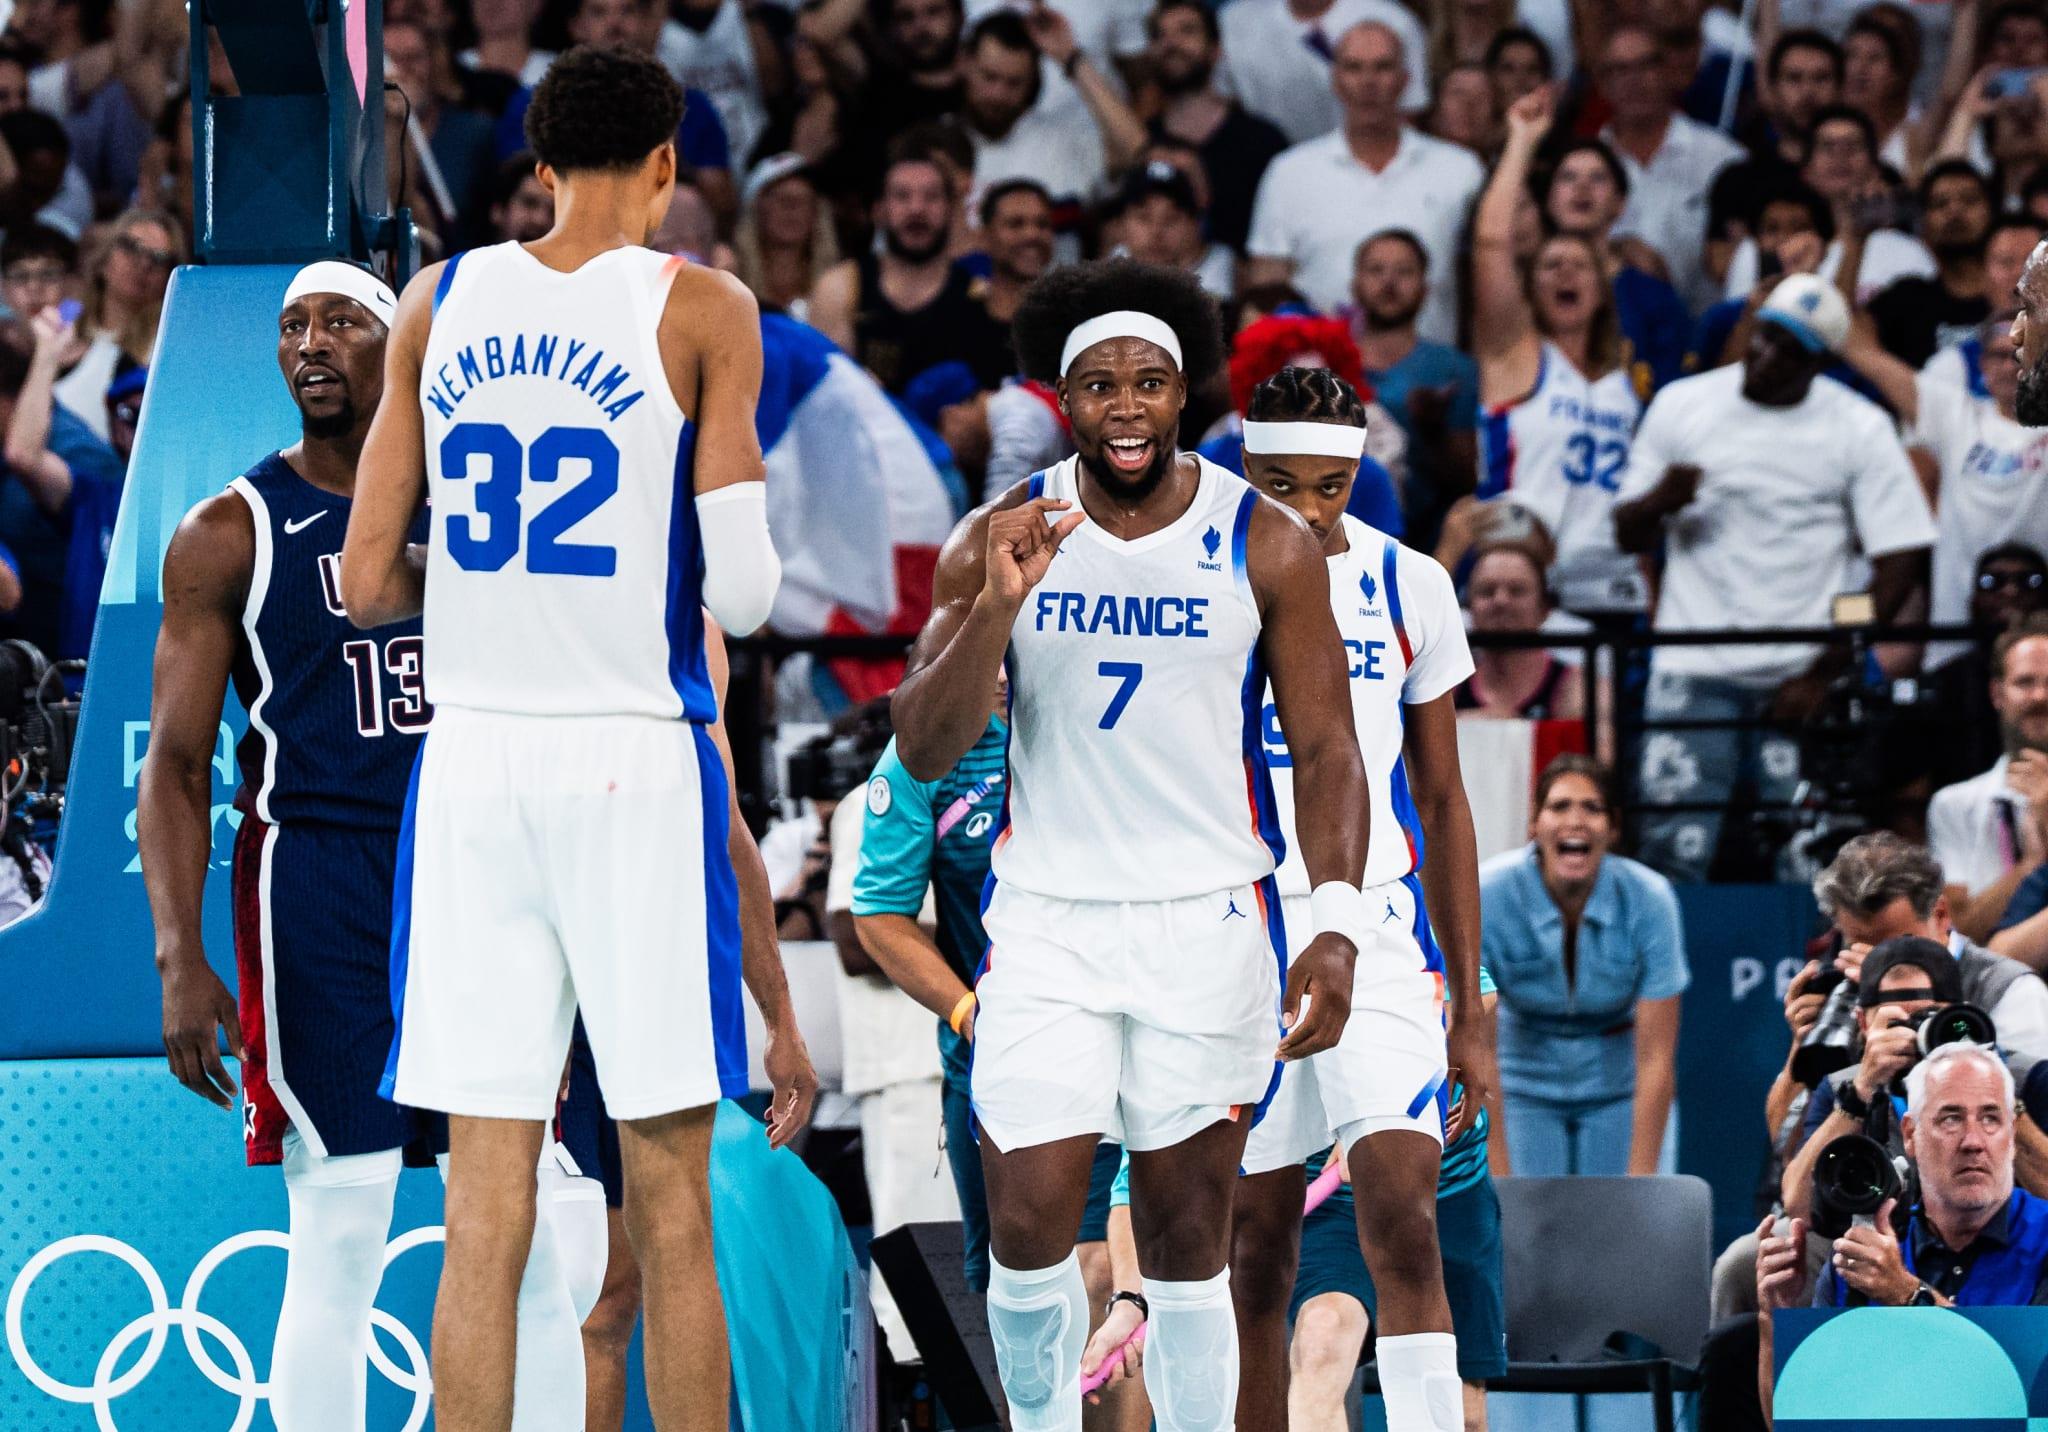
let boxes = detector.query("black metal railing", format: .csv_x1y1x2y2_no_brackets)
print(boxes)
728,621,1992,873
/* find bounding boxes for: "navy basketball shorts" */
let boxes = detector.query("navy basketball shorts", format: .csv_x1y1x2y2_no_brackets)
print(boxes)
231,811,442,1166
1288,1177,1508,1382
555,1025,624,1209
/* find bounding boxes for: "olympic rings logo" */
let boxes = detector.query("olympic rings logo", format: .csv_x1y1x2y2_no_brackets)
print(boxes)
5,1227,445,1431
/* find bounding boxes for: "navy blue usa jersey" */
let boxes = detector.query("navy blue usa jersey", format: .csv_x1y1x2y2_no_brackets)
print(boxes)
227,452,429,829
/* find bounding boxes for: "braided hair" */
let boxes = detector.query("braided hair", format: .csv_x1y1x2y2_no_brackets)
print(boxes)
1245,365,1369,427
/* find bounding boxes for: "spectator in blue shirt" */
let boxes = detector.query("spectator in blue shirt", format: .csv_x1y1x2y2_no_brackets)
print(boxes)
0,312,122,659
1347,228,1479,553
1482,754,1690,1176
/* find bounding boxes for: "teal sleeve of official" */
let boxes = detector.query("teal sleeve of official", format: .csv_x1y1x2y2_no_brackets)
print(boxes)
849,738,939,917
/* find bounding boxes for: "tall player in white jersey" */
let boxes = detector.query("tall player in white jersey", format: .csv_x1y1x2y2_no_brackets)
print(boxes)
340,46,809,1432
1226,369,1495,1432
894,261,1373,1432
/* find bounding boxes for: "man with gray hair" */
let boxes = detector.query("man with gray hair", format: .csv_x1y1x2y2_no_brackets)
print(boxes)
1243,20,1481,341
1778,832,2048,1222
1763,1042,2048,1312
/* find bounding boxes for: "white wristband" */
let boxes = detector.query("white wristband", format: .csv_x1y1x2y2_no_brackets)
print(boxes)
1309,881,1372,954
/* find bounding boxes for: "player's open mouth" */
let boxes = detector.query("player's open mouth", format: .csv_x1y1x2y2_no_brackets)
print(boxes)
1103,436,1154,472
296,369,341,394
1556,838,1593,856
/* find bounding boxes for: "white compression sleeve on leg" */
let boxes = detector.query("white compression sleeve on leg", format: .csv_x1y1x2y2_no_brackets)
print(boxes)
272,1143,402,1432
1376,1331,1462,1432
438,1150,590,1430
1141,1269,1240,1432
986,1251,1089,1432
695,483,781,635
542,1144,610,1324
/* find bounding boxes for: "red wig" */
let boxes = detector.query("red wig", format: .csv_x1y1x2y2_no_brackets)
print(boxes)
1227,315,1372,416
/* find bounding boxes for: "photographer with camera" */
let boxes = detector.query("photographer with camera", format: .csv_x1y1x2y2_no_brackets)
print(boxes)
1781,834,2048,1220
1758,1042,2048,1413
1777,835,2048,1212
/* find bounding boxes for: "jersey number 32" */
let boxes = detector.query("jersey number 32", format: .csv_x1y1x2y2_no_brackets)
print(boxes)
441,422,620,576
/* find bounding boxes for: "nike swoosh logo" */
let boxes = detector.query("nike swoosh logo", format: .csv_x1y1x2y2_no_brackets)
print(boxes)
283,511,327,534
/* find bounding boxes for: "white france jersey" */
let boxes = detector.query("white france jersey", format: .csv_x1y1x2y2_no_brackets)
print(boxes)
995,454,1277,902
1479,341,1643,606
1265,516,1472,895
418,243,718,723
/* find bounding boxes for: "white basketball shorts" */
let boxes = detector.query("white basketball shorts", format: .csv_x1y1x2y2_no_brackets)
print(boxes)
382,705,747,1122
970,878,1284,1153
1240,876,1448,1176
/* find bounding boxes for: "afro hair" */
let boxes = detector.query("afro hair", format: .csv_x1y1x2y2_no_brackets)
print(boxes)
1013,259,1224,386
524,46,683,176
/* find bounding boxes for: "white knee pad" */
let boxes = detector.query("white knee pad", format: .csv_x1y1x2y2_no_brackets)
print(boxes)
543,1143,611,1324
273,1139,403,1432
986,1252,1088,1432
1376,1331,1462,1432
1142,1269,1239,1432
436,1148,591,1430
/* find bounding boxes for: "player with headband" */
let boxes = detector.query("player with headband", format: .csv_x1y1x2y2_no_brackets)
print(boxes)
892,261,1373,1432
1227,367,1497,1431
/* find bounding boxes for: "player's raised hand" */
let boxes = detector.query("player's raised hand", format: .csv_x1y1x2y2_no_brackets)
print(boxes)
1278,933,1355,1059
761,1020,819,1149
159,955,244,1108
983,497,1084,609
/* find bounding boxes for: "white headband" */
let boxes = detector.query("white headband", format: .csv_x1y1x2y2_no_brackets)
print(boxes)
1241,420,1368,460
1060,311,1183,375
282,261,398,325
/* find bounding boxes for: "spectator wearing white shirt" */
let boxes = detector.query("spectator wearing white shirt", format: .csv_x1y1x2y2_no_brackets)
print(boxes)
659,0,785,170
1599,24,1746,314
1927,623,2048,942
1217,0,1429,144
1244,21,1483,343
1724,106,1937,303
956,10,1144,226
460,0,555,89
1613,275,1935,881
1843,310,2048,671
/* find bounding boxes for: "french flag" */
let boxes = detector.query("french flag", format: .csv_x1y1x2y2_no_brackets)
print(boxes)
756,314,954,697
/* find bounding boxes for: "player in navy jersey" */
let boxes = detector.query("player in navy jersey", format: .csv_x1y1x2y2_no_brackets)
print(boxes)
138,263,593,1431
893,261,1372,1432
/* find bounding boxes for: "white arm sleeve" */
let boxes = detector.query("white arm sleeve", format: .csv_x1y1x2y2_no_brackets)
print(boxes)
696,482,781,636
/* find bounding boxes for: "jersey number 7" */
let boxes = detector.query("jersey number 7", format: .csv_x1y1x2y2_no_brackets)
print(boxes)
1097,661,1143,729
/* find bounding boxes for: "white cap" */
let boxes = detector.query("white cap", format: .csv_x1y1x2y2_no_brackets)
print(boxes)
742,152,810,210
1756,273,1849,354
281,261,398,326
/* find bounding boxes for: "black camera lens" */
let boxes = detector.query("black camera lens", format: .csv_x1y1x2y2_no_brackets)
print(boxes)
1811,1131,1905,1240
1910,1002,1996,1056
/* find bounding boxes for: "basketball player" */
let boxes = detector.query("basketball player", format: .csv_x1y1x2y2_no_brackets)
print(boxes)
138,262,594,1429
339,45,802,1432
1228,368,1497,1432
892,260,1373,1432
